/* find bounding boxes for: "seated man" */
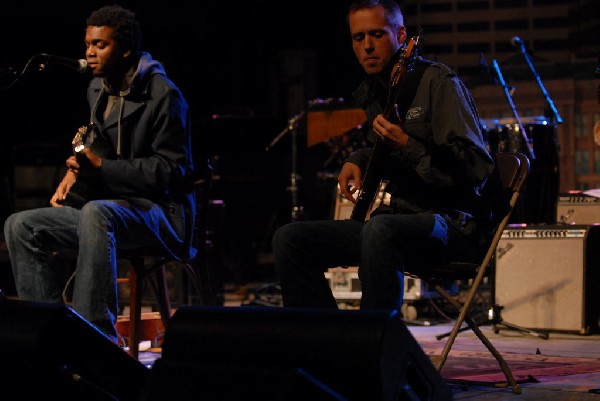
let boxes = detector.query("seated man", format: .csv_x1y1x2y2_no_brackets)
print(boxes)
3,5,195,343
272,0,494,311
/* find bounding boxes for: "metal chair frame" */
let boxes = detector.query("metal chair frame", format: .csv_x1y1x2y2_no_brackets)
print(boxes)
408,152,530,394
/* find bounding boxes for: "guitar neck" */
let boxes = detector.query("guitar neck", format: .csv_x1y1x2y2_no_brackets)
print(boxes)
349,33,423,223
350,139,389,222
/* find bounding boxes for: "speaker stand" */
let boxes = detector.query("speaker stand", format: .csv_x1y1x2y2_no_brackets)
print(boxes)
491,304,549,340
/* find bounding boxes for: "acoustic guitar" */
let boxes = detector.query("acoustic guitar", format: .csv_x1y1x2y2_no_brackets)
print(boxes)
61,123,111,208
350,32,424,222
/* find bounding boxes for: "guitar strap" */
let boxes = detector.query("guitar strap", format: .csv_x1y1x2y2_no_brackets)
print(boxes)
393,58,432,121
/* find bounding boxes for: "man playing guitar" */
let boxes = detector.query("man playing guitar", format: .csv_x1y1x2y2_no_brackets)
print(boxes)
272,0,494,311
4,5,194,344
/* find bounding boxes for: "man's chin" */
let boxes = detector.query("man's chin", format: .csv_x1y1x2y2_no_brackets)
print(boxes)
88,66,104,77
363,65,383,75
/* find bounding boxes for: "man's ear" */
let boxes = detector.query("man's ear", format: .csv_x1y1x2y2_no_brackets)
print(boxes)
397,26,407,45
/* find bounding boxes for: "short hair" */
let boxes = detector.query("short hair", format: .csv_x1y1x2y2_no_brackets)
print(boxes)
348,0,404,31
86,4,142,56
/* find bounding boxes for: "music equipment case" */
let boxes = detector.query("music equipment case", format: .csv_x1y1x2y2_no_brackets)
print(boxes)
495,224,600,334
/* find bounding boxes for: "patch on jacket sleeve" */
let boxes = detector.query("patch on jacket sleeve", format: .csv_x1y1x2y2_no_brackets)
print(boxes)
406,107,424,121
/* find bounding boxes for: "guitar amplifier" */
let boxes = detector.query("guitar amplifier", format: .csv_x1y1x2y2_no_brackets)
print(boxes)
495,224,600,334
556,192,600,224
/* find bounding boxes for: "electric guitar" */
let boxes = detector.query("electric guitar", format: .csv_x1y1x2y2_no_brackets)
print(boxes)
61,123,111,208
350,32,424,222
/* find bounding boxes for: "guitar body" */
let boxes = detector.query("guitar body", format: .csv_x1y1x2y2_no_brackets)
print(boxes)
63,174,106,209
350,140,390,222
350,32,424,222
62,123,113,208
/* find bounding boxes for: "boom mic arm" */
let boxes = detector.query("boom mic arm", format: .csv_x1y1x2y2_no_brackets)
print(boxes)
510,36,562,124
38,53,89,74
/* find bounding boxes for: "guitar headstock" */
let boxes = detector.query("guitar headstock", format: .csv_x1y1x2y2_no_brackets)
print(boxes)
390,29,424,88
72,123,95,153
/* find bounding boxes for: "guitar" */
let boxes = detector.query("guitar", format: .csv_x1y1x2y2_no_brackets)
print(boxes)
61,123,111,208
350,32,424,222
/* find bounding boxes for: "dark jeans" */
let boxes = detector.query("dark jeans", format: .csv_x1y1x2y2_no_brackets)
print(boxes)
4,199,178,342
272,213,480,310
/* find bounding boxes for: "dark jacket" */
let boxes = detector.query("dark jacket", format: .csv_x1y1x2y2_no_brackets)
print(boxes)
87,52,195,259
347,60,494,235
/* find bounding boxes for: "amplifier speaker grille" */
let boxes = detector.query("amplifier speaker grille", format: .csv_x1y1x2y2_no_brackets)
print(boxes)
495,224,600,334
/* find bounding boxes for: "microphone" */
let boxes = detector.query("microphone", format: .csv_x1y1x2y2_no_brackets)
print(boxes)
39,53,89,73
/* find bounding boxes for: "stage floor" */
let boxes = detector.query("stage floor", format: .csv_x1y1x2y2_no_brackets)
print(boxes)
409,322,600,400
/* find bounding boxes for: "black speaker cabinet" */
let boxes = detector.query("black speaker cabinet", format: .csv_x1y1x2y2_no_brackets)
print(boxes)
0,299,149,401
556,192,600,224
141,306,452,401
495,224,600,334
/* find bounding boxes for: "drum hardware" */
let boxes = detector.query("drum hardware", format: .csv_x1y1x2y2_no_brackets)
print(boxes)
265,111,305,222
489,58,535,160
481,117,559,224
480,48,562,224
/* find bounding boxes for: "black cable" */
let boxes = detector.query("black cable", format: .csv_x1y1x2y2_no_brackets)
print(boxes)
0,54,46,91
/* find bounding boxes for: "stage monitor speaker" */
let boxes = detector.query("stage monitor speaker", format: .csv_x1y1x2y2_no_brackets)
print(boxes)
556,192,600,224
0,299,149,401
141,306,451,401
495,224,600,334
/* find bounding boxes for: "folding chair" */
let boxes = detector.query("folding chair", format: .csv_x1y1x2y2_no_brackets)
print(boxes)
406,152,529,394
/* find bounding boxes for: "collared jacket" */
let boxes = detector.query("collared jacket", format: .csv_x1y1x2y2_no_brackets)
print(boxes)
347,60,494,238
86,52,195,259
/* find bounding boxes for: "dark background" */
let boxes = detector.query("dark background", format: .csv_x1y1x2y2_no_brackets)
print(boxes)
0,1,366,284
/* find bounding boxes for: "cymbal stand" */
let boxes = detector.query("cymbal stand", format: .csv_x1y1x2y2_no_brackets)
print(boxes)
490,304,549,339
265,111,305,222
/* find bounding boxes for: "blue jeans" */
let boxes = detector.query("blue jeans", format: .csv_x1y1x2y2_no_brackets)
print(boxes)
3,199,172,342
272,213,480,310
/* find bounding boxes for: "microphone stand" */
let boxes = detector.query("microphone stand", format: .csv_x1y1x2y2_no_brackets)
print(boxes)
265,111,305,222
512,40,562,224
514,40,563,125
491,59,536,161
1,53,84,91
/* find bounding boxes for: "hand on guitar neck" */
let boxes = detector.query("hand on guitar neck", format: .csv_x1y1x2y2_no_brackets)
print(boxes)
337,110,409,206
66,148,103,172
372,107,410,149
